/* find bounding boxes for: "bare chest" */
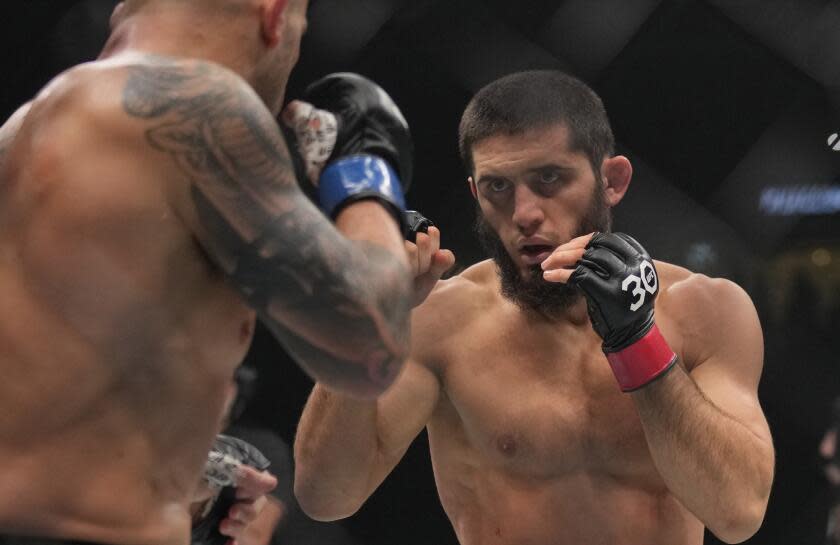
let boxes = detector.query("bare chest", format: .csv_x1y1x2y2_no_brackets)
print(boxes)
436,321,658,482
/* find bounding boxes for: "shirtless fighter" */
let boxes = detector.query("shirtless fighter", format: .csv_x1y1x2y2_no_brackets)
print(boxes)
294,70,775,544
0,1,414,544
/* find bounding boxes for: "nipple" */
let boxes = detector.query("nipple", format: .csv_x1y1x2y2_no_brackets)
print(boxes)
496,433,518,457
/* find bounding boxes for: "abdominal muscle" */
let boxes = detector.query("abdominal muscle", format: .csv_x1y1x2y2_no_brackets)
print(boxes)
427,422,703,545
435,463,703,545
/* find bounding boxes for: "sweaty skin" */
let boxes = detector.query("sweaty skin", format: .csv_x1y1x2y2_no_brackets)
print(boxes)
0,64,254,545
294,125,774,545
0,0,412,542
300,262,756,545
414,263,731,545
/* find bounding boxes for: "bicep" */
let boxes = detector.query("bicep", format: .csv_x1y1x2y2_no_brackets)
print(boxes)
685,280,771,443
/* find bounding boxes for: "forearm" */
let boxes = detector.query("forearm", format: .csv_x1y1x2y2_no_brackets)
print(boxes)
334,196,406,257
294,384,381,520
632,364,773,543
260,201,411,396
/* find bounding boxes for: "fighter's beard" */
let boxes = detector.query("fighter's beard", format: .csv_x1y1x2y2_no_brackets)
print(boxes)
474,183,612,319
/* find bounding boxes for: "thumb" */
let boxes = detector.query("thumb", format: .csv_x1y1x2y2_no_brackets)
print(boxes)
281,100,312,129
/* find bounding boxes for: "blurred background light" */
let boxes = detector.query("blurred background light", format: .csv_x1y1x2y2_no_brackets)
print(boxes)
759,185,840,215
811,248,832,267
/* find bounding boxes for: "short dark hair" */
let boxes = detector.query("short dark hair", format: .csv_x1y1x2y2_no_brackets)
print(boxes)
458,70,615,177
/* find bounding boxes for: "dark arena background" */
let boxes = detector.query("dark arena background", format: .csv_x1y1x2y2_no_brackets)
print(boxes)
3,1,840,544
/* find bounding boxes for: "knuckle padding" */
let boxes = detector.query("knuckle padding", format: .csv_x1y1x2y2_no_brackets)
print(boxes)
615,232,646,254
304,73,413,190
589,233,636,258
578,257,610,279
582,247,624,276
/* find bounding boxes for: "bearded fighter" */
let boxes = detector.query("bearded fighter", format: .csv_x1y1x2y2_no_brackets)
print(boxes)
294,70,774,545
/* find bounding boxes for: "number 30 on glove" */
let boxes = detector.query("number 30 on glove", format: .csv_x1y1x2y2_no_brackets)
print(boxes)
569,233,677,392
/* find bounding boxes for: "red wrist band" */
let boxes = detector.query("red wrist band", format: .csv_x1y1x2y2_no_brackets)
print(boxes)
605,324,677,392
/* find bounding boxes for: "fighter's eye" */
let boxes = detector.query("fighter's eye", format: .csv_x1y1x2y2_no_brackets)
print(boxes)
538,170,560,184
487,179,511,192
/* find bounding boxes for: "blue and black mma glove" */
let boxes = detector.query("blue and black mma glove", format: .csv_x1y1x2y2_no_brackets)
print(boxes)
300,73,412,232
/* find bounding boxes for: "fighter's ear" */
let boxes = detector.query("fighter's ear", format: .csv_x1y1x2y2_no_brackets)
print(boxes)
468,177,478,199
601,155,632,207
261,0,290,47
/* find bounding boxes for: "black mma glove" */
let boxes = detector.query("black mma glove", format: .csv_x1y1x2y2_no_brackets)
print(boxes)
284,73,413,229
569,232,677,392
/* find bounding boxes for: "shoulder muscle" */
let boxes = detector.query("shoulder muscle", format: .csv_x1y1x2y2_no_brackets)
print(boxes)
664,273,763,379
411,265,494,364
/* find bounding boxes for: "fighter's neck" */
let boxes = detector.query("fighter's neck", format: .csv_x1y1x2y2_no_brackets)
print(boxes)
522,297,591,326
100,16,258,84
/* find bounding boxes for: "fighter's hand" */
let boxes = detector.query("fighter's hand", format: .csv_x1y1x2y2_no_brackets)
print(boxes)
406,225,455,307
565,232,677,392
191,435,274,545
540,233,595,283
294,73,412,227
281,100,338,185
217,466,278,544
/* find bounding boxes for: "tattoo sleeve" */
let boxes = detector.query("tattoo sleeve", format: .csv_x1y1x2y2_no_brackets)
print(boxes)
122,58,411,393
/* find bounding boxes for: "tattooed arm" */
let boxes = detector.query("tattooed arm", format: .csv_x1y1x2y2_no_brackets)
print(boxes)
122,58,411,396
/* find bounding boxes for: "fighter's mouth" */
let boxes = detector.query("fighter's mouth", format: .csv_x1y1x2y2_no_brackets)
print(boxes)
519,245,555,265
521,245,553,256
